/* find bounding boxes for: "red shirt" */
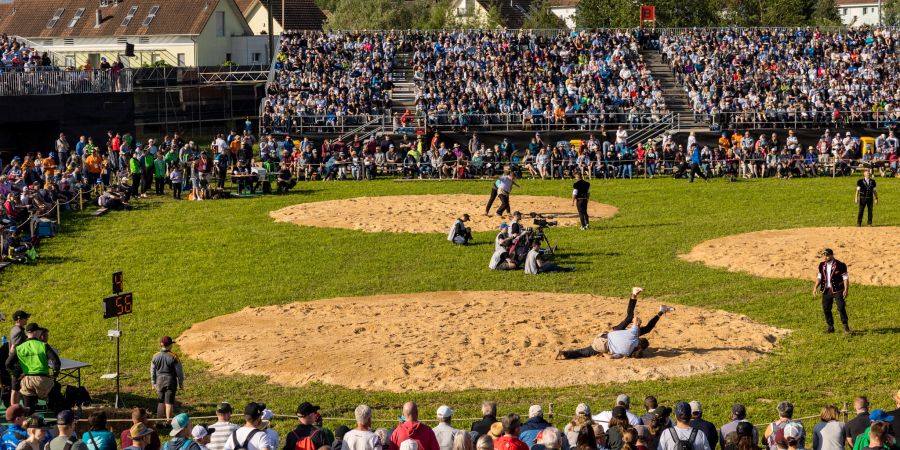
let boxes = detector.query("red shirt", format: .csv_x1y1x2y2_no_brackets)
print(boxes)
389,421,439,450
493,436,529,450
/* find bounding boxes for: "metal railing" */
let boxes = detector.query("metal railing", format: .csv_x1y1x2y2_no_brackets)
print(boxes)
711,110,900,131
0,69,133,96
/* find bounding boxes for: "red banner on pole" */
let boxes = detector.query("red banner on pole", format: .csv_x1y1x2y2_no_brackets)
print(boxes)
640,5,655,22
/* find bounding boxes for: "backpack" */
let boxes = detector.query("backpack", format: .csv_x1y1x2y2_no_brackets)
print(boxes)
292,429,320,450
669,427,698,450
231,429,261,450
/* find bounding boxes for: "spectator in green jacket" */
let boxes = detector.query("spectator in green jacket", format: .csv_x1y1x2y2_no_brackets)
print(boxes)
154,153,167,195
141,148,154,197
5,324,60,410
129,151,142,197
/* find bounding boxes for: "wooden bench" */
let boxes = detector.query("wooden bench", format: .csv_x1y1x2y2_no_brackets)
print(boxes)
92,208,109,217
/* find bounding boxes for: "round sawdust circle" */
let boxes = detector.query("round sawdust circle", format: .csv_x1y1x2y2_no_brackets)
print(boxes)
270,194,618,233
178,291,787,392
681,227,900,286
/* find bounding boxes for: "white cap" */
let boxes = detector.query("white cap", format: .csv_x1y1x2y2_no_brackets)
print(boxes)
616,394,630,407
575,403,591,417
436,405,453,419
783,422,804,440
689,401,702,415
528,405,543,418
261,409,274,421
190,425,210,439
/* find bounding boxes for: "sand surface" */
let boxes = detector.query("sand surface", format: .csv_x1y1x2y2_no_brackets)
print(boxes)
681,227,900,286
178,291,787,392
270,194,618,233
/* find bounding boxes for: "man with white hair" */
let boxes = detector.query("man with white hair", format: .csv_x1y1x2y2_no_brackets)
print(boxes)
344,405,380,450
595,395,642,431
519,406,552,449
472,402,498,438
389,402,439,450
433,406,459,450
531,428,561,450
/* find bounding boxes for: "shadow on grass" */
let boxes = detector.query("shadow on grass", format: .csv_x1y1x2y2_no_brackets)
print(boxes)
600,222,681,230
858,326,900,336
649,346,769,358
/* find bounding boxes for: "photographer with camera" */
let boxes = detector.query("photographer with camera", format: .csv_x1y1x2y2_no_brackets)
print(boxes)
447,214,473,245
572,173,591,230
524,241,572,275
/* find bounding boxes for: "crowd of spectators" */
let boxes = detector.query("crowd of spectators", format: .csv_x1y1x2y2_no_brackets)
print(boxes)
411,29,666,130
260,31,399,134
660,28,900,130
0,34,52,73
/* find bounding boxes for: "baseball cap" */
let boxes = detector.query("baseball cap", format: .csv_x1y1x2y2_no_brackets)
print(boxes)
870,409,895,422
191,425,215,439
131,423,154,439
296,402,319,417
673,401,692,421
736,421,754,438
436,405,453,419
616,394,631,407
170,413,190,437
731,404,747,419
500,223,508,229
25,415,49,430
216,402,233,414
56,410,76,426
689,401,702,415
782,422,804,441
245,402,266,420
261,409,274,421
528,405,543,418
25,323,40,333
160,336,175,346
611,406,627,420
650,406,671,418
5,405,30,421
576,403,592,417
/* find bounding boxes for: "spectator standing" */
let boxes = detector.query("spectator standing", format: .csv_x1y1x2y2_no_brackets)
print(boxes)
721,405,758,449
124,424,155,450
434,406,460,450
722,422,757,450
845,398,871,448
519,406,552,449
8,310,29,348
572,173,591,230
451,431,473,450
14,415,48,450
6,324,60,409
494,415,528,450
812,405,844,450
689,402,718,450
596,396,643,431
566,404,595,448
165,414,202,450
209,403,239,450
605,407,632,450
82,412,116,450
121,408,161,450
49,411,87,450
283,402,330,450
472,402,499,439
3,406,30,450
260,410,280,450
390,402,439,450
224,403,273,450
150,336,184,422
192,426,215,450
777,423,804,450
764,402,803,450
344,405,380,450
658,402,710,450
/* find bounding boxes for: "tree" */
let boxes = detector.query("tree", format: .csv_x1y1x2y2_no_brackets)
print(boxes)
810,0,842,25
521,0,567,29
325,0,413,29
411,0,452,29
652,0,720,27
883,0,900,25
575,0,637,28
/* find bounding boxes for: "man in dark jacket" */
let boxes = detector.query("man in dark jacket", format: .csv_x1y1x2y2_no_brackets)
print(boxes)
813,248,851,333
471,402,498,438
688,401,718,450
151,336,184,422
519,406,553,448
282,402,330,450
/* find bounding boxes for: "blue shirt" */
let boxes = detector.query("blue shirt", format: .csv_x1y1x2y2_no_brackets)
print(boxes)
691,147,702,165
2,425,28,450
607,325,639,357
82,430,117,450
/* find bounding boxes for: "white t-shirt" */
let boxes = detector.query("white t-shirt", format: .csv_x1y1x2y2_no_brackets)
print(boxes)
489,249,507,270
658,426,711,450
593,410,642,431
343,429,380,450
524,249,540,275
222,427,273,450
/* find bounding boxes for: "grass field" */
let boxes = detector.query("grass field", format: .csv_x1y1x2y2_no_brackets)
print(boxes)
1,176,898,432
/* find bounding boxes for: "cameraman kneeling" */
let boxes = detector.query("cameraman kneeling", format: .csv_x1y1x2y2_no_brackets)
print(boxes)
447,214,473,245
524,241,573,275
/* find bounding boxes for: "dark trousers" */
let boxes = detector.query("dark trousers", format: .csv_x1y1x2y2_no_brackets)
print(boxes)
486,187,498,214
172,182,182,199
496,193,510,216
822,289,848,328
155,177,165,195
576,198,589,227
141,171,152,194
130,173,141,196
689,163,707,182
217,166,227,189
561,298,660,359
857,197,873,225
